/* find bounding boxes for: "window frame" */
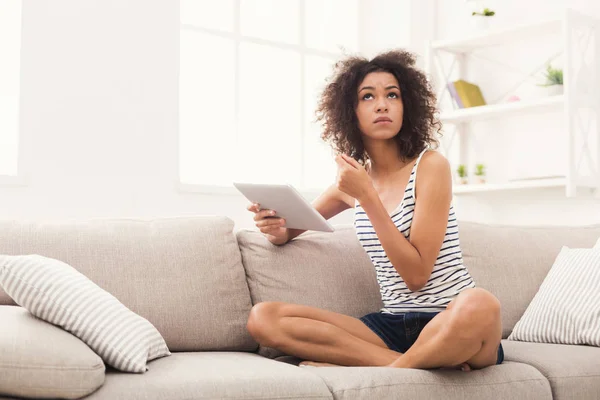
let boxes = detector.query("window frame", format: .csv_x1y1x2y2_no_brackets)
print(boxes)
177,0,356,195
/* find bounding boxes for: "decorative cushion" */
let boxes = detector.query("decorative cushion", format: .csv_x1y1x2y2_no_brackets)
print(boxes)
0,254,171,373
508,246,600,346
0,306,105,399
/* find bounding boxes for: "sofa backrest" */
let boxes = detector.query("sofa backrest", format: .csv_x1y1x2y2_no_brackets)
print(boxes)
458,221,600,337
0,216,256,353
238,221,600,347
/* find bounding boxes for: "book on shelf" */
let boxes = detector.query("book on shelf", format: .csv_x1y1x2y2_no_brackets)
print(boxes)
447,80,486,108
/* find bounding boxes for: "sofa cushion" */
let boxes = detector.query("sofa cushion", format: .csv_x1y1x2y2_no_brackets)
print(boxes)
458,221,600,338
0,306,105,399
0,254,171,373
84,352,333,400
508,247,600,346
502,340,600,400
236,226,383,357
300,361,551,400
0,216,256,352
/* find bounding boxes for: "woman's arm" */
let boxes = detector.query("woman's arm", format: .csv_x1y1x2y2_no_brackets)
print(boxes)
358,152,452,292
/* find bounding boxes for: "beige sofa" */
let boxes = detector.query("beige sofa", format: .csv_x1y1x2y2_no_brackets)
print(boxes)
1,216,599,400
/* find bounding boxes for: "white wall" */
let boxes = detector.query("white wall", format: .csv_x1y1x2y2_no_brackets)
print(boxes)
3,1,179,218
2,0,231,223
0,0,597,230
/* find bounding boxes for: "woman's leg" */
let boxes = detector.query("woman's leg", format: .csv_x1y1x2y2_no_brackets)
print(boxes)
246,301,402,366
389,288,502,370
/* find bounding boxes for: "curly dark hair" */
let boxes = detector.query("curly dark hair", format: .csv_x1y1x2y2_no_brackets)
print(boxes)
316,50,441,164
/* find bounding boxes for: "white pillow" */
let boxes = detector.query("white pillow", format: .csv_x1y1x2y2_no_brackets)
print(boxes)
0,254,171,373
508,246,600,346
595,237,600,248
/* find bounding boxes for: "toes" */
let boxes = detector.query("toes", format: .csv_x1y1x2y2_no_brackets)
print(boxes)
299,361,340,368
299,361,315,367
440,362,472,372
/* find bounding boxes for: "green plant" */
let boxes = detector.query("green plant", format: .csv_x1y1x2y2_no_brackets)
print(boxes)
457,164,467,178
472,8,495,16
539,64,563,86
475,164,486,176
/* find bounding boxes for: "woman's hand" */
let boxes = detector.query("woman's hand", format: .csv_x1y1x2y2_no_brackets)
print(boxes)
335,154,375,203
247,203,289,245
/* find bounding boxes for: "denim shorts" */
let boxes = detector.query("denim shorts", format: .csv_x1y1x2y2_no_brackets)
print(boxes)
360,311,504,365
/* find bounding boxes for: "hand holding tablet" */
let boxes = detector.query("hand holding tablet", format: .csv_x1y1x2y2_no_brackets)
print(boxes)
234,183,335,233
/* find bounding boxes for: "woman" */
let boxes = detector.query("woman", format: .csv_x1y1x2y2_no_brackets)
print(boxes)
245,50,503,371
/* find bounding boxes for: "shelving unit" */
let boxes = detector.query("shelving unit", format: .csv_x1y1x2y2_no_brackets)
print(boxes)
453,177,567,194
439,95,564,124
431,19,563,54
425,9,600,197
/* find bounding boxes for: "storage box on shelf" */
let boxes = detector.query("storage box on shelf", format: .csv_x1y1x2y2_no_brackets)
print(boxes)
425,9,600,197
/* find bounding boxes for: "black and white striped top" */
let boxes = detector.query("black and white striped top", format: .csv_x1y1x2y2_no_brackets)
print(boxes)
354,149,475,314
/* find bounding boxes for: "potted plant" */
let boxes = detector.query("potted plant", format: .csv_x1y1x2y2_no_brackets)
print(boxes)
456,164,468,185
538,64,564,96
474,163,486,184
471,8,495,30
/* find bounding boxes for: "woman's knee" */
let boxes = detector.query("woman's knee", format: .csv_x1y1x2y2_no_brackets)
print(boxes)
246,301,284,345
449,289,501,331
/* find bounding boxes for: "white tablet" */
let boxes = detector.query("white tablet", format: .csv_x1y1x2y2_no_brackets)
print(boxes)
233,182,335,232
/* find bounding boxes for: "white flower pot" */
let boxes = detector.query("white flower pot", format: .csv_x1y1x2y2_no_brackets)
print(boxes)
542,84,564,96
456,176,469,185
471,16,491,31
526,84,564,99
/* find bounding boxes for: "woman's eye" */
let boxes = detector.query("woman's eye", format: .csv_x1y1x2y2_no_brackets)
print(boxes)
388,92,399,99
362,93,374,100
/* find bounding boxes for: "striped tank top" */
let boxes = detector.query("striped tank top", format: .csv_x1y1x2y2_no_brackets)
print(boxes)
354,149,475,314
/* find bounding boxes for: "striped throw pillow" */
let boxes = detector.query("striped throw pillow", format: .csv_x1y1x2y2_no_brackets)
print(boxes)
0,254,171,373
508,246,600,346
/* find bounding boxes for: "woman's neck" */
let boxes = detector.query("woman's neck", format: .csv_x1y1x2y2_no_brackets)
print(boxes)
364,141,408,179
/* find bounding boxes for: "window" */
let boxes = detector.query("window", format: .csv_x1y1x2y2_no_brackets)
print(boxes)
0,1,22,178
179,0,358,191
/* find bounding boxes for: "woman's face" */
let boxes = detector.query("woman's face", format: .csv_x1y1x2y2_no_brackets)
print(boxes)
355,71,403,141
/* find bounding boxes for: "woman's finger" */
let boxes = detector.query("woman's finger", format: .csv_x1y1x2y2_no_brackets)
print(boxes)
247,203,261,213
341,154,360,169
253,209,277,221
256,218,284,228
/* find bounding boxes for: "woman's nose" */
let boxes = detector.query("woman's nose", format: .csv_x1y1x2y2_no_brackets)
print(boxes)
375,97,389,112
376,102,388,112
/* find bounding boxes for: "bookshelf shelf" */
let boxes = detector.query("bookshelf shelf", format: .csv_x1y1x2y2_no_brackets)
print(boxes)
432,19,562,53
440,95,564,124
425,9,600,197
453,177,599,195
453,177,567,194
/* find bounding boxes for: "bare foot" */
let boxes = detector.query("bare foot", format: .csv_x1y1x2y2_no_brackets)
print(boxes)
389,359,472,371
441,363,471,372
459,363,472,372
299,361,342,367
